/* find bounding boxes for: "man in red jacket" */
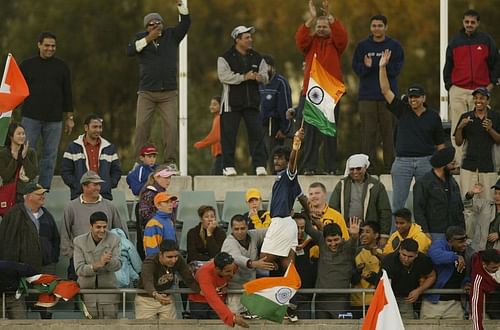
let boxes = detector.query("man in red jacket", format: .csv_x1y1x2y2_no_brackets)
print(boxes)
188,252,248,328
443,9,498,167
295,0,347,175
470,248,500,330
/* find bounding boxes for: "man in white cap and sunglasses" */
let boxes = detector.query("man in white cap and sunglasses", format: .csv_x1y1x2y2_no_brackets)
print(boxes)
217,25,269,176
127,0,190,169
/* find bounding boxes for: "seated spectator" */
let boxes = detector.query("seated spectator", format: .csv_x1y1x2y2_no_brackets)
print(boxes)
188,252,249,327
193,96,223,175
136,165,177,259
382,238,436,319
0,261,37,319
187,205,226,263
110,228,142,288
242,188,271,229
308,181,348,238
421,226,473,319
304,213,361,319
383,208,431,255
126,144,159,196
470,249,500,330
292,213,318,320
73,211,121,319
464,181,500,251
221,214,273,316
0,122,38,203
136,239,200,320
329,154,391,246
144,192,178,257
351,221,382,319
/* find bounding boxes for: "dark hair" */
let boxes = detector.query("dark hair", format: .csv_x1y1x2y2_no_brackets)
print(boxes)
463,9,480,21
400,238,419,253
230,214,246,227
90,211,108,225
272,145,291,162
38,31,56,43
214,252,234,269
363,221,380,234
323,223,342,238
84,113,103,126
5,122,24,150
481,248,500,264
211,96,221,104
445,226,466,241
309,182,326,193
292,212,306,220
198,205,216,218
370,14,387,25
159,239,178,252
262,54,275,67
393,208,412,222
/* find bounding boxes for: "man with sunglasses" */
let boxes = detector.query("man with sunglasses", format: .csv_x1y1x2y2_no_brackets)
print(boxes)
444,10,498,167
127,0,191,168
329,153,392,247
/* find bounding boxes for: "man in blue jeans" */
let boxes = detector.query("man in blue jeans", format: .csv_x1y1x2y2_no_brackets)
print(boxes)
379,49,445,220
20,31,74,189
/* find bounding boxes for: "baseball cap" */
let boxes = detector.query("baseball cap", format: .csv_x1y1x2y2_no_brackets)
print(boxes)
407,85,425,97
472,87,490,98
491,178,500,190
80,171,105,184
22,182,48,195
140,145,158,156
154,192,178,207
231,25,255,39
246,188,262,202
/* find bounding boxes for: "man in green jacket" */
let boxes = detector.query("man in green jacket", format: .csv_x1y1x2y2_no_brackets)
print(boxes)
329,153,391,247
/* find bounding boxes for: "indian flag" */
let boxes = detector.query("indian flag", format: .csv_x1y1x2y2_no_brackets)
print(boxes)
361,270,405,330
0,53,29,146
303,56,345,137
241,262,301,323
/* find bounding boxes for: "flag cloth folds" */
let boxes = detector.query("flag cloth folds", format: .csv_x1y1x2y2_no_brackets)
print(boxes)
361,269,405,330
0,54,29,146
241,262,301,323
303,55,345,137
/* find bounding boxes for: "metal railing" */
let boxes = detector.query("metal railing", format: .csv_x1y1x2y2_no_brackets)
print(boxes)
1,288,466,320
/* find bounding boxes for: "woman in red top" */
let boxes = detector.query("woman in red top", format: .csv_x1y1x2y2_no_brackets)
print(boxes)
194,96,222,175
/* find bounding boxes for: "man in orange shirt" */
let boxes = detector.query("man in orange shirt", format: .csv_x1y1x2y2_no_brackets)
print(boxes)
295,0,348,175
194,96,222,175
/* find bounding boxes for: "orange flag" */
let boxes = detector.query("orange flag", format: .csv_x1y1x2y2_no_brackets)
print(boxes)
0,53,29,112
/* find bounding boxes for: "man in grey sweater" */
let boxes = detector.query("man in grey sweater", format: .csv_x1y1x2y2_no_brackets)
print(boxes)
60,171,128,280
221,214,274,316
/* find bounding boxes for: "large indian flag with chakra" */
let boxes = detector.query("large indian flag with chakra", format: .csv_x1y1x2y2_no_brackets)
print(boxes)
241,262,301,323
303,55,345,137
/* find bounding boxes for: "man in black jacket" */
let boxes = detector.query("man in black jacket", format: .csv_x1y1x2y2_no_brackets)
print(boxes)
127,0,191,167
413,146,465,241
217,25,269,176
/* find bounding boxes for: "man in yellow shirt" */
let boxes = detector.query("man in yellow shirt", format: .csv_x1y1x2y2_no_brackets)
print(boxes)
308,182,349,239
383,208,431,255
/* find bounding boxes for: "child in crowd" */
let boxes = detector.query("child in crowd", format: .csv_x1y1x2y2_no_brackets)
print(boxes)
242,188,272,229
126,144,159,196
194,96,223,175
143,192,177,257
383,208,431,255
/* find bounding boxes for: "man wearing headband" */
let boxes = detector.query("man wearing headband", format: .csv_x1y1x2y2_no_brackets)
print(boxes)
329,153,392,246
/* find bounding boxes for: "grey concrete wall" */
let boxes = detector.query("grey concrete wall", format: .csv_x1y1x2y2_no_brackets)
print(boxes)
0,319,499,330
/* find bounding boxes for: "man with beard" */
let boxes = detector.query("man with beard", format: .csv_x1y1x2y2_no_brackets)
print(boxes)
413,146,465,241
379,49,445,218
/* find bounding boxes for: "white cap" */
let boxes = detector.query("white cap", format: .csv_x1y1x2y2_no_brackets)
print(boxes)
231,25,255,39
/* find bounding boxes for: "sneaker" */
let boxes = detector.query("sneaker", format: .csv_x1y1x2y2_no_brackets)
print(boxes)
240,311,259,319
303,169,316,176
223,167,237,176
256,166,267,176
285,306,298,322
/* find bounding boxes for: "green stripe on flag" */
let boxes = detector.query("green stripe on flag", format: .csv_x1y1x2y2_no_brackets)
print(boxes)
0,111,12,146
241,293,288,323
303,101,336,136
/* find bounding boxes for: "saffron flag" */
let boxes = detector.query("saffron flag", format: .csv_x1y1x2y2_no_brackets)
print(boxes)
241,262,301,323
0,54,29,146
303,56,345,137
361,269,405,330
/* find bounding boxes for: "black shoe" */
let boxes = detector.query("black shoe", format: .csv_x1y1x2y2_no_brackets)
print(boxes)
182,311,191,319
